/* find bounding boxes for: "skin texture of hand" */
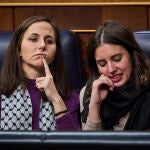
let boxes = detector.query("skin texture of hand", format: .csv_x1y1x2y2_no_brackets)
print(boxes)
90,74,114,105
36,58,67,114
88,74,114,123
36,58,58,101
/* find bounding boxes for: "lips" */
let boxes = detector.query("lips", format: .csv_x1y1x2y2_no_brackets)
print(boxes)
109,74,122,83
35,53,46,58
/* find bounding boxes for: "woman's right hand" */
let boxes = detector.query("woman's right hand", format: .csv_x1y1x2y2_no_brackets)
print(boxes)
90,74,114,105
87,74,114,123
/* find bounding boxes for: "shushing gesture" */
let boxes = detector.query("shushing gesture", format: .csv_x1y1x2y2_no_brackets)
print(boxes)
35,58,61,103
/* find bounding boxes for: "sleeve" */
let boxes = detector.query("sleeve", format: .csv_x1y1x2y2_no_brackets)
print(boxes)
55,91,81,130
79,86,86,113
79,86,86,128
79,86,102,130
83,118,102,130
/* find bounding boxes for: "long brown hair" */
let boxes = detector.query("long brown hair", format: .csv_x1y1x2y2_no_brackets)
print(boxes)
0,16,71,98
86,20,150,88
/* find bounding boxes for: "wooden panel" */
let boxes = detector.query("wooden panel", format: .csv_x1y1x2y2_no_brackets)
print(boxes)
1,0,150,2
14,6,147,32
148,6,150,29
101,6,147,32
1,0,150,7
77,32,94,79
0,7,13,31
0,0,150,4
14,6,102,30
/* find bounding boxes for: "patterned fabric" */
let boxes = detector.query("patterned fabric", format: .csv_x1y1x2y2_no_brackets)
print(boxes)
1,85,56,130
40,101,56,130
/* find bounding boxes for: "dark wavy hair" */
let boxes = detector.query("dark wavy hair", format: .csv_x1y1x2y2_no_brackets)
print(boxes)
86,20,150,88
0,16,71,98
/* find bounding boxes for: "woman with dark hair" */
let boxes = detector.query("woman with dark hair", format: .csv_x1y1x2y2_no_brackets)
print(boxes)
80,20,150,130
0,16,81,130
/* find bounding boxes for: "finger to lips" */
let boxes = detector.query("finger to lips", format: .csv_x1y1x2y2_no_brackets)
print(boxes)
42,58,51,76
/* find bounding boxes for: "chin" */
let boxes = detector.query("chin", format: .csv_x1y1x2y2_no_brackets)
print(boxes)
114,81,126,87
34,63,43,68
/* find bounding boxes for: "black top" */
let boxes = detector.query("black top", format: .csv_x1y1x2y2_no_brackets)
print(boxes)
81,79,150,130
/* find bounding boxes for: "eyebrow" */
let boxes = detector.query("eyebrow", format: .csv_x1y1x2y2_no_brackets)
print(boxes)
111,53,122,59
30,33,39,36
30,33,54,39
96,53,122,62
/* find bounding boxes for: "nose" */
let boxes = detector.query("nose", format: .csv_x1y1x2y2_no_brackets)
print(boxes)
39,39,46,51
107,62,116,73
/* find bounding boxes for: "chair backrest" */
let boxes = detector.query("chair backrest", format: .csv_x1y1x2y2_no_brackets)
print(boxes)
0,30,85,91
133,31,150,57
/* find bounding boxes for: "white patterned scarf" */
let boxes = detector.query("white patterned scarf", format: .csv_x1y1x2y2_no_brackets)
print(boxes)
0,85,56,130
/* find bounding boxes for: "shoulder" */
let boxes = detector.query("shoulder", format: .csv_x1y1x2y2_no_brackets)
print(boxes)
80,86,86,100
79,86,86,112
137,85,150,108
79,79,94,111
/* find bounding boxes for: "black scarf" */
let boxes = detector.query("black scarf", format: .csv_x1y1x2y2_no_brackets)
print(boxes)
81,80,150,130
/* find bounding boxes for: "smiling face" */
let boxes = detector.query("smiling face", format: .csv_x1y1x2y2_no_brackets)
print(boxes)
95,43,132,87
20,21,56,74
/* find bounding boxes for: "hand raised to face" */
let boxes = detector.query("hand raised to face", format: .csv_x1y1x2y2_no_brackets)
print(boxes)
35,58,59,102
90,74,114,105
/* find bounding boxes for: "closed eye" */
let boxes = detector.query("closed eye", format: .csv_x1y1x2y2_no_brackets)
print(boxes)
96,60,106,67
112,54,122,62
